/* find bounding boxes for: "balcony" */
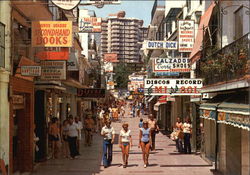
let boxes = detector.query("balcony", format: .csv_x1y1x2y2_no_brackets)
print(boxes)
151,0,165,25
196,33,250,92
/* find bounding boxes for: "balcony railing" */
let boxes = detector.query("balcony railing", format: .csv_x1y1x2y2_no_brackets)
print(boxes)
196,33,249,86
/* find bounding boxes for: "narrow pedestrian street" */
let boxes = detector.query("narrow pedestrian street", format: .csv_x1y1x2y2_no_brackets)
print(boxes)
31,108,213,175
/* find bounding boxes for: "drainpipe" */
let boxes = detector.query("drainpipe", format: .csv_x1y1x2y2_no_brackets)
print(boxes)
214,105,219,171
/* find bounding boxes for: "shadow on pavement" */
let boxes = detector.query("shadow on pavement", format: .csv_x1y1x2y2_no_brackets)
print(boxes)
160,164,213,167
126,164,139,167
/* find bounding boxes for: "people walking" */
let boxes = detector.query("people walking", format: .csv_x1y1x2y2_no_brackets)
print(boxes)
119,123,132,168
75,116,83,154
67,116,79,159
147,114,159,151
138,121,151,168
48,117,60,159
101,120,115,168
175,117,183,153
84,114,95,146
138,118,143,128
61,119,69,158
182,117,192,154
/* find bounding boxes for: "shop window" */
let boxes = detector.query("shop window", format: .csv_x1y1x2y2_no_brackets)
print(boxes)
234,6,243,40
0,22,5,68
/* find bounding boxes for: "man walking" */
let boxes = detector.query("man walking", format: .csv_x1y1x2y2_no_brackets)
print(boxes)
147,114,159,151
101,120,115,168
67,116,79,159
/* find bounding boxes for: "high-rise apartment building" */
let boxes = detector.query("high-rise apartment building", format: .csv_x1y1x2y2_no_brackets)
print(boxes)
101,11,146,63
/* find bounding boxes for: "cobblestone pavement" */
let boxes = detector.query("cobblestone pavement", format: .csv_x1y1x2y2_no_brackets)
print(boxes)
31,107,214,175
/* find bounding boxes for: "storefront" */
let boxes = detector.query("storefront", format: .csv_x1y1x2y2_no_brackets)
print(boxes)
199,91,250,175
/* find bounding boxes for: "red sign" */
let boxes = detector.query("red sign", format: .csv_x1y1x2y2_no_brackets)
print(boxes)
104,53,118,62
36,50,69,60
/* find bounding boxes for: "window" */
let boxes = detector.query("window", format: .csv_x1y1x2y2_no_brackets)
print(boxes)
0,22,5,68
234,6,243,39
186,0,191,12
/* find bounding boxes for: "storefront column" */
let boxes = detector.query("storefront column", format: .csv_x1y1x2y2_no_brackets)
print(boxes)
61,94,67,120
218,124,226,174
241,130,250,175
52,92,58,118
70,94,77,117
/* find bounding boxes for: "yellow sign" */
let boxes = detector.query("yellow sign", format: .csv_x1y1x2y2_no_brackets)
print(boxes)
32,21,72,47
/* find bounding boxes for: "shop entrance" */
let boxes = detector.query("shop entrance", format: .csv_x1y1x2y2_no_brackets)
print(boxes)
13,109,24,172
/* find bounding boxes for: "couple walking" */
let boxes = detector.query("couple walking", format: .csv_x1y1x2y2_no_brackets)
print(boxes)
101,114,159,168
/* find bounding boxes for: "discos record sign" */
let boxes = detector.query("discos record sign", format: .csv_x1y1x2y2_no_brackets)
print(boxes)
51,0,81,10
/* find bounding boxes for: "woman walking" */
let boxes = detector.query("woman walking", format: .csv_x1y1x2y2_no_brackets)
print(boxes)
182,117,192,154
119,123,132,168
61,119,69,158
175,117,183,153
138,121,151,168
49,117,60,159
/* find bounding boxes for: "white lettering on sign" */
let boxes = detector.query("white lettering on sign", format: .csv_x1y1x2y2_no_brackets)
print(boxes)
178,20,195,52
145,41,178,50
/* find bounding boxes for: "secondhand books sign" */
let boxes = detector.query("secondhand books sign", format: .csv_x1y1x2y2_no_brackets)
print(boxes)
144,78,203,96
145,41,178,50
178,20,194,52
153,57,191,73
32,21,72,47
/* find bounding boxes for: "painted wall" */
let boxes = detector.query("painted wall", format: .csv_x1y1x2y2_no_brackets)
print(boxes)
0,0,11,167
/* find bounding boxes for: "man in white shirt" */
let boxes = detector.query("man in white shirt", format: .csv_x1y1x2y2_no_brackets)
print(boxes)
101,120,115,168
75,116,83,155
67,116,79,159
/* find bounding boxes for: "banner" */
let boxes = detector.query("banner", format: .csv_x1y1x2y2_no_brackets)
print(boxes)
144,78,203,96
153,57,191,73
145,41,177,50
79,17,102,33
178,20,195,52
32,21,72,47
77,88,106,98
104,53,118,62
51,0,80,10
40,61,66,80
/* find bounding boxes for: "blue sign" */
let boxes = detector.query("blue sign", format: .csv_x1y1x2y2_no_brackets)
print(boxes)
155,72,180,76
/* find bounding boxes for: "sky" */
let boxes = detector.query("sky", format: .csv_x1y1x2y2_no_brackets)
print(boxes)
80,0,155,27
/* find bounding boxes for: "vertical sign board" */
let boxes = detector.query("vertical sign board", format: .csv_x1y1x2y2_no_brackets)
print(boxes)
40,61,66,80
0,22,5,67
79,17,102,33
144,78,203,96
178,20,195,52
32,21,72,47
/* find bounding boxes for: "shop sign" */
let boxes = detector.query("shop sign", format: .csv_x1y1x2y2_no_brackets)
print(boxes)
104,53,118,62
32,21,72,47
40,61,66,80
218,112,226,121
129,75,144,92
227,113,250,126
77,88,106,98
104,62,113,72
51,0,81,10
67,52,79,71
201,109,216,120
83,0,121,5
145,41,178,50
178,20,194,52
144,78,203,96
153,58,191,73
12,95,24,105
190,95,201,102
21,66,41,76
155,72,179,76
36,50,69,60
79,17,102,33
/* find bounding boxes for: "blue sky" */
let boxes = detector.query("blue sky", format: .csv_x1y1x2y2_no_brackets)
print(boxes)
80,0,154,27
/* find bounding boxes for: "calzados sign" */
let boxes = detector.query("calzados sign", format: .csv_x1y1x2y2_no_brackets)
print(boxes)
144,78,203,96
153,58,191,73
32,21,72,47
145,41,177,50
77,88,106,98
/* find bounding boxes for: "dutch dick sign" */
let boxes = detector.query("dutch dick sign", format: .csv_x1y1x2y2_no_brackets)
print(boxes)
145,41,178,50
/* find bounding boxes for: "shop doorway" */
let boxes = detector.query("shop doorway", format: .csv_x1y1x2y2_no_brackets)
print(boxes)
13,109,24,172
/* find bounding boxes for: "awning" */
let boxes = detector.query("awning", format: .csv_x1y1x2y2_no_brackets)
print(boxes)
147,95,155,102
158,95,167,104
190,2,216,64
154,102,161,111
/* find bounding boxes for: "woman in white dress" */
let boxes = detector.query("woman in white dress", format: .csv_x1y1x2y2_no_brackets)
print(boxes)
119,123,132,168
